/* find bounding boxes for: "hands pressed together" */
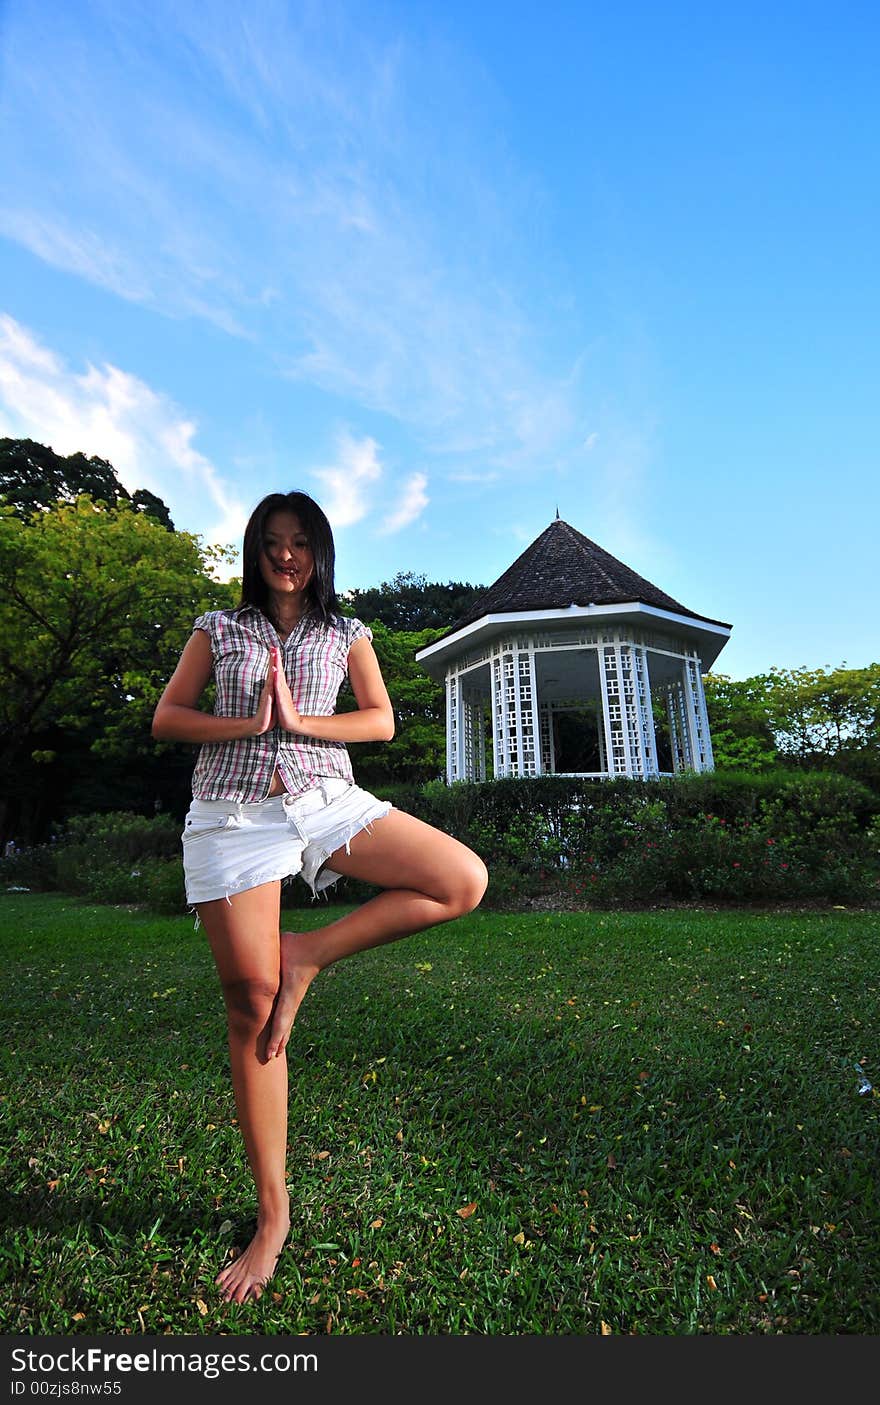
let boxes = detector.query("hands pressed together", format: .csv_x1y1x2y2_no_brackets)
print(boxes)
252,645,304,735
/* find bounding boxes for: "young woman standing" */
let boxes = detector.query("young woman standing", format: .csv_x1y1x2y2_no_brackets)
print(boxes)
152,491,487,1305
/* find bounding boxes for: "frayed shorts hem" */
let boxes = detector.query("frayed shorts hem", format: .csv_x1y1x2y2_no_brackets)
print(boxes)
181,779,392,916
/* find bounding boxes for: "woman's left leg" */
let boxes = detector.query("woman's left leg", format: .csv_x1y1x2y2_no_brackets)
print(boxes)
265,809,487,1059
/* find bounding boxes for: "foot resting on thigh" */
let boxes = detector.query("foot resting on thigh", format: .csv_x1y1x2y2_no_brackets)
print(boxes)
265,931,320,1060
215,1202,291,1305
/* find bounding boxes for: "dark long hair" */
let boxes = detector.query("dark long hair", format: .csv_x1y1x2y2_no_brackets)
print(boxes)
238,491,340,626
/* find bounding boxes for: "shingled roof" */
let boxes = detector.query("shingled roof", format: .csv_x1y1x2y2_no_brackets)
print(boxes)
449,517,731,633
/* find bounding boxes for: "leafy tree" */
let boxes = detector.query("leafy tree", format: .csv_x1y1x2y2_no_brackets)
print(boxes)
766,664,880,761
704,672,779,771
337,621,446,784
0,497,234,842
0,437,175,529
705,664,880,786
344,570,485,631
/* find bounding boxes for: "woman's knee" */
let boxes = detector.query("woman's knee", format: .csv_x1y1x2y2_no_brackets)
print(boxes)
446,852,489,917
221,975,279,1038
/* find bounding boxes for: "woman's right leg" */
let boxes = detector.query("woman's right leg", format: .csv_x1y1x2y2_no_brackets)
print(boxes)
197,880,290,1305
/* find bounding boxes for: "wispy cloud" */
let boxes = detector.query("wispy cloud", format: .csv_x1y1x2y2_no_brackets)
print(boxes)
379,472,429,535
0,0,585,473
0,211,155,307
310,430,383,530
0,314,247,550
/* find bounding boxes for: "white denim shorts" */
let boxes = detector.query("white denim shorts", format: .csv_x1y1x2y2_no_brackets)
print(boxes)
181,778,392,906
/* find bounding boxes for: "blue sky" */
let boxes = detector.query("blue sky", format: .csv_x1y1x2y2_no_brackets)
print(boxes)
1,0,878,680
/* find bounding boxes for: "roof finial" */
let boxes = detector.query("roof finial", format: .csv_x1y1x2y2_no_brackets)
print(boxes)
555,505,560,520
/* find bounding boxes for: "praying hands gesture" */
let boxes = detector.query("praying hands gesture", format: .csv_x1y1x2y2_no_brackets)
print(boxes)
253,646,303,734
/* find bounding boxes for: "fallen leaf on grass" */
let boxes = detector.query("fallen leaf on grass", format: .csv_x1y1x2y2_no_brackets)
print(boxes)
369,1217,384,1229
707,1275,718,1291
456,1202,477,1219
600,1321,612,1335
195,1299,208,1316
512,1231,525,1245
606,1154,617,1170
710,1243,721,1255
316,1150,330,1160
72,1313,86,1322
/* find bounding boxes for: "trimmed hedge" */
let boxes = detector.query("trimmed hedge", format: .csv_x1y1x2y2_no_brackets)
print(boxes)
2,769,878,913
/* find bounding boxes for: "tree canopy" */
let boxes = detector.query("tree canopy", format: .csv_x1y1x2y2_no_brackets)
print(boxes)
336,621,446,785
0,437,175,529
0,496,235,841
705,663,880,785
344,570,485,631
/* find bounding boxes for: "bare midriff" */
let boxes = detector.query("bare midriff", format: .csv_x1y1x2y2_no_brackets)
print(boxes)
267,770,288,798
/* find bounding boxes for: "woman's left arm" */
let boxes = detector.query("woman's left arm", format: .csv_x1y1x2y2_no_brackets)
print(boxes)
273,636,395,742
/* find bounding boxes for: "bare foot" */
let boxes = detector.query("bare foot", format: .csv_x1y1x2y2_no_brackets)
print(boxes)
265,931,320,1060
216,1204,291,1304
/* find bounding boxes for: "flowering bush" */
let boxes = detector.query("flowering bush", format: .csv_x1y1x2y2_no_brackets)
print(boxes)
404,770,880,909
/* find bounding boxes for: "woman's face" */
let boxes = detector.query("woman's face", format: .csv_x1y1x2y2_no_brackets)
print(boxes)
258,510,315,600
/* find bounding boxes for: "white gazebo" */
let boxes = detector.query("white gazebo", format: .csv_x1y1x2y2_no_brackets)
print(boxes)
415,516,732,783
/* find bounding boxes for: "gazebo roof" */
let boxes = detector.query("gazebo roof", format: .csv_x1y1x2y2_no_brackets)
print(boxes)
446,517,731,635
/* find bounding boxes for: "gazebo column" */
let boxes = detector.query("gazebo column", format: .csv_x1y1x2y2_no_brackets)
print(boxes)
462,690,486,781
539,701,555,773
666,678,691,773
633,644,658,778
600,638,656,777
666,659,717,774
445,668,464,783
476,699,487,779
514,646,540,776
490,640,540,777
684,657,714,772
490,650,508,777
599,643,627,775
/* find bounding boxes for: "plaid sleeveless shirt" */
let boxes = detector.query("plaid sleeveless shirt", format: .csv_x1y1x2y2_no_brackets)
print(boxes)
189,605,373,802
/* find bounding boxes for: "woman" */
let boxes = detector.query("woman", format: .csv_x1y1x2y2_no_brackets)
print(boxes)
152,491,488,1305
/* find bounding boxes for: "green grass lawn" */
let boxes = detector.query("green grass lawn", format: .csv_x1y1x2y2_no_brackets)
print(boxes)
1,892,878,1336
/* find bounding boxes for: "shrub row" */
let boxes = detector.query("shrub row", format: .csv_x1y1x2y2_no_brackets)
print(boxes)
2,769,878,913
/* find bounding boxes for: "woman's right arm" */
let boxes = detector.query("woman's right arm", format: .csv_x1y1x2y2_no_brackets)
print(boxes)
151,629,274,743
